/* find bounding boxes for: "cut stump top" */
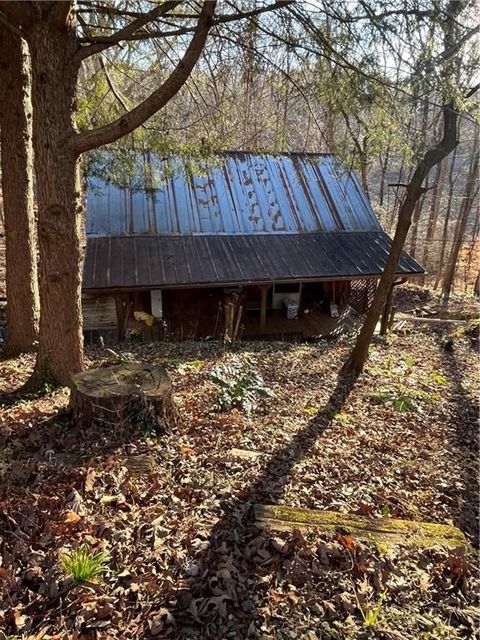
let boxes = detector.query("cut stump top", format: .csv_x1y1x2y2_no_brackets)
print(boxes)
72,363,171,399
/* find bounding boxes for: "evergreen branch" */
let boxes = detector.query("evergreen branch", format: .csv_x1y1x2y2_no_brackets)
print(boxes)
73,1,216,154
77,0,293,50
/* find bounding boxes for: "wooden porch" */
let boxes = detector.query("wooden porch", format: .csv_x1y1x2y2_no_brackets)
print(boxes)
242,308,343,340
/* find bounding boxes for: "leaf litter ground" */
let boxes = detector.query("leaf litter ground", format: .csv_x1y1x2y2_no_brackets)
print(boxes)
0,327,478,639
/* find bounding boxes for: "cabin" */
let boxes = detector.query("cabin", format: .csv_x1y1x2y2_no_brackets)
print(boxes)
82,151,424,343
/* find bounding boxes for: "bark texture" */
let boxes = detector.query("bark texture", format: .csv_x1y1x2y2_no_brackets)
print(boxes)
70,363,178,431
342,122,459,376
26,15,85,387
15,0,215,389
0,27,39,355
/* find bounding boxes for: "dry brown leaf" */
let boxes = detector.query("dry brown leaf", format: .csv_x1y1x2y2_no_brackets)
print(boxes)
64,510,82,524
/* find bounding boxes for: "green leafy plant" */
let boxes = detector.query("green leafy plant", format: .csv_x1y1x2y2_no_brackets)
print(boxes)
402,354,416,374
355,589,388,628
369,386,435,413
428,370,448,386
209,356,273,413
61,545,110,582
380,504,392,517
369,390,417,412
332,412,354,424
177,359,205,374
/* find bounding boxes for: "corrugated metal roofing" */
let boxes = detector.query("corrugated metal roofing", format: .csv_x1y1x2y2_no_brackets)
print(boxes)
83,231,424,291
86,152,382,236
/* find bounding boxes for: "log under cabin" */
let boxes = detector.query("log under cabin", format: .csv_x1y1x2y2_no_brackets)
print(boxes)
82,151,424,343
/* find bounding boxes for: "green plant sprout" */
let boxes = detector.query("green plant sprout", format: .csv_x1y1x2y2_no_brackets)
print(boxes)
61,545,110,582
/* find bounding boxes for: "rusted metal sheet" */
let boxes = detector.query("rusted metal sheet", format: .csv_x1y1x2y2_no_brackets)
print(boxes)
83,231,424,290
86,152,382,236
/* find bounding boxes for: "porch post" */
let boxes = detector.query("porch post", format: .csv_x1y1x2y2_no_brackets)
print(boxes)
260,285,271,329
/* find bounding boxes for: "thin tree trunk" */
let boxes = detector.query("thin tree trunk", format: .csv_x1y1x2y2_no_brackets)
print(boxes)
422,158,445,275
378,149,390,209
409,172,430,258
434,144,458,288
0,27,39,355
26,18,84,388
407,99,430,256
463,203,479,292
387,137,414,233
441,137,479,303
342,99,460,377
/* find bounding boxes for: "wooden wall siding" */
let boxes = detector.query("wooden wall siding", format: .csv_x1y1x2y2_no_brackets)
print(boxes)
82,293,117,330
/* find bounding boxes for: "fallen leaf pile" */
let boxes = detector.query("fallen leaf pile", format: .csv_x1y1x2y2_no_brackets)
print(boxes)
0,311,478,638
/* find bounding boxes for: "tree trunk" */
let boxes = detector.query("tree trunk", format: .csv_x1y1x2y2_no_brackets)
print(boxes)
441,138,479,304
0,27,39,355
434,144,458,288
407,99,430,257
341,0,464,378
378,149,390,209
409,172,430,258
70,362,178,431
474,271,480,297
342,189,422,377
421,158,445,275
25,18,84,388
342,109,460,377
463,203,479,292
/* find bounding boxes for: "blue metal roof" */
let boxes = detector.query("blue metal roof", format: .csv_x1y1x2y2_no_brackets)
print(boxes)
86,152,382,236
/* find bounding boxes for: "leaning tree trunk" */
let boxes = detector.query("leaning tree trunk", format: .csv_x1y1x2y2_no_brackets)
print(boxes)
0,27,39,355
342,0,462,378
26,19,84,388
342,109,459,377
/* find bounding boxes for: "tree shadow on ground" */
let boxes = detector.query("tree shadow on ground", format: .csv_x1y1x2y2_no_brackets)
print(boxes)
438,338,479,543
166,371,359,639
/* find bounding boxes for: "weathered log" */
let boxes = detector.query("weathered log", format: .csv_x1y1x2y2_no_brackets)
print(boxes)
70,363,178,431
254,504,468,549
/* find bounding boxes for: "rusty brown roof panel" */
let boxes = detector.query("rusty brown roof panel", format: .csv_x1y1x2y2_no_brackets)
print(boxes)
83,231,424,290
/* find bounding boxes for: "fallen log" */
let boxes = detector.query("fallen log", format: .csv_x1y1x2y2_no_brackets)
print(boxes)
70,363,178,431
254,504,468,549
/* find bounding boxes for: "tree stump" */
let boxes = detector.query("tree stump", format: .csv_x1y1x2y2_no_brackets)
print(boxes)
70,363,178,432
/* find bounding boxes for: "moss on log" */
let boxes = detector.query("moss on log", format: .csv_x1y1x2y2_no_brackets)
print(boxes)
70,363,178,431
254,504,468,549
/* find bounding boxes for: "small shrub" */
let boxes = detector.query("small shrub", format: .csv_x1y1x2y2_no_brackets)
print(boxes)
209,356,273,413
61,545,110,582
